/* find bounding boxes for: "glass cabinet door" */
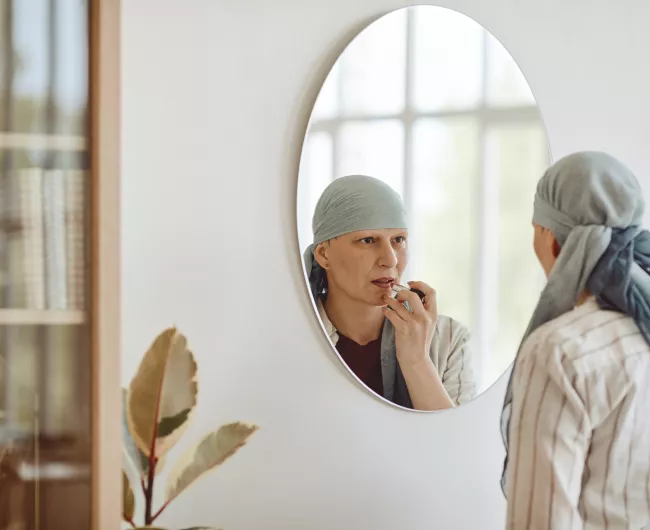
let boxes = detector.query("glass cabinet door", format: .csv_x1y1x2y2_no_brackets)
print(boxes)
0,1,119,528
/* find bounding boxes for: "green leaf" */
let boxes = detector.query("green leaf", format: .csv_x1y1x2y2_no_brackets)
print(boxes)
165,422,258,502
122,469,135,522
158,408,192,437
127,327,198,459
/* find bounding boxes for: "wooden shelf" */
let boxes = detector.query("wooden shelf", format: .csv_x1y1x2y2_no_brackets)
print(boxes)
0,132,86,151
0,310,85,326
16,461,90,482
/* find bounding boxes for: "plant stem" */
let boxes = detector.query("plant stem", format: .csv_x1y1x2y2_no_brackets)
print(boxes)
144,457,157,525
144,349,166,525
151,498,171,523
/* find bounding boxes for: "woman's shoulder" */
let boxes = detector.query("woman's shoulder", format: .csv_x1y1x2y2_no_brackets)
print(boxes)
435,313,471,341
431,313,472,362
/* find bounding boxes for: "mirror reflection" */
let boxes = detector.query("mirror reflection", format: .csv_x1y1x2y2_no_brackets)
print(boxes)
297,5,550,410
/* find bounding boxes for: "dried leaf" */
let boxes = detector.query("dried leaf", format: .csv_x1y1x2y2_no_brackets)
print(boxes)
165,422,258,502
122,469,135,522
127,328,198,459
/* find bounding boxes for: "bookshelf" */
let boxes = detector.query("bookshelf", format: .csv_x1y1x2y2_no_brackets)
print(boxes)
0,1,120,529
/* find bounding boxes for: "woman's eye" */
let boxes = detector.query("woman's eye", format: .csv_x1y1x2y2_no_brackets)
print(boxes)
360,237,374,244
394,236,406,243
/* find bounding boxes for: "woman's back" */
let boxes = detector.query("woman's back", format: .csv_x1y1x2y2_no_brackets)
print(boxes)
506,298,650,529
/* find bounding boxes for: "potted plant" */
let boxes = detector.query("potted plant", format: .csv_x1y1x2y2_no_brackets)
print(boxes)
122,327,258,529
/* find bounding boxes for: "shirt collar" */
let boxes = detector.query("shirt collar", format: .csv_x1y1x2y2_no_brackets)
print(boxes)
317,297,339,344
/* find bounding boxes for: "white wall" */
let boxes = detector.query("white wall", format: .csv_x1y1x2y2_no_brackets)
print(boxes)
121,1,650,529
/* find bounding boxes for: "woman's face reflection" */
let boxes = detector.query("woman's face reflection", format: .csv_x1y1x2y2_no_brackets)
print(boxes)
315,228,408,306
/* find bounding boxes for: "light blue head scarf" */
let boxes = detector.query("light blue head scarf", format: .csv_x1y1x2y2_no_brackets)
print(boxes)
500,150,650,494
303,175,408,302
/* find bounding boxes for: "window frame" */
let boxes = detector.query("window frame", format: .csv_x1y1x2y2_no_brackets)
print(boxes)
89,0,121,528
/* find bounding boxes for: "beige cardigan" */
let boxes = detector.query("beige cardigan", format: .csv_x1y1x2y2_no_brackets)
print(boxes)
317,299,476,406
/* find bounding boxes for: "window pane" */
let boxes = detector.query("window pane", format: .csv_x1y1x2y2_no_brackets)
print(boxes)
486,122,549,384
339,10,406,115
0,325,86,433
53,0,89,136
297,132,333,253
310,63,339,122
1,0,88,310
0,324,90,530
410,118,480,338
0,164,86,310
7,0,88,135
485,32,535,106
0,1,91,528
338,120,404,197
411,7,483,112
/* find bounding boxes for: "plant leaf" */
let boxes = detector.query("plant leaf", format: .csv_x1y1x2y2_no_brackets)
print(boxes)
127,327,198,459
154,453,168,475
122,469,135,522
158,408,191,437
165,422,258,502
123,387,170,478
123,387,145,477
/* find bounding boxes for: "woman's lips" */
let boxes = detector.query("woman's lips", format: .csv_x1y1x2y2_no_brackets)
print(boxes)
371,278,395,288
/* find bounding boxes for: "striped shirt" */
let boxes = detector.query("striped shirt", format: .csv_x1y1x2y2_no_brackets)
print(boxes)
505,297,650,530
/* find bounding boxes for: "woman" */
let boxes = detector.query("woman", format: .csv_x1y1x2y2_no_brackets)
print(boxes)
303,174,476,411
501,151,650,529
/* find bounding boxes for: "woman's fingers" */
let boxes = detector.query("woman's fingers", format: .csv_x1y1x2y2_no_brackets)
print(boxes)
381,304,402,328
382,294,411,322
407,281,437,316
395,289,426,318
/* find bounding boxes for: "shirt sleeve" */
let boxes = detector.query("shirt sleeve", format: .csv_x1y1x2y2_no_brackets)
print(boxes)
505,337,591,530
441,320,476,405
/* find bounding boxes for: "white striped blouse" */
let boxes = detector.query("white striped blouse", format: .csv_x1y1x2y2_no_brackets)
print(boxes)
505,297,650,530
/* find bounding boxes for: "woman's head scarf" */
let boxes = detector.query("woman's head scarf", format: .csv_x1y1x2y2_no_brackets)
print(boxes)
500,151,650,493
303,175,408,301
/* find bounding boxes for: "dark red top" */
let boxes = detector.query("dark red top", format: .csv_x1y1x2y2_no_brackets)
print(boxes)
335,332,384,396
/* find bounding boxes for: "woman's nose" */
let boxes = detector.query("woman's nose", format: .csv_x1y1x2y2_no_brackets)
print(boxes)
377,241,398,268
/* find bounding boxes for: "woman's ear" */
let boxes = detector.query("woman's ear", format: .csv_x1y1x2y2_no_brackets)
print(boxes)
314,242,330,269
552,236,561,259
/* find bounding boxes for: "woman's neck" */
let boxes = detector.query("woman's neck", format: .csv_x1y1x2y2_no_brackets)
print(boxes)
576,289,593,307
323,289,385,346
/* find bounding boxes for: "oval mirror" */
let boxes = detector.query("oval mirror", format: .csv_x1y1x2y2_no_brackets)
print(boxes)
297,5,550,411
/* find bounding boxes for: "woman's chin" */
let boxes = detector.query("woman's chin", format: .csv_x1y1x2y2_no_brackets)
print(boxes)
368,293,390,307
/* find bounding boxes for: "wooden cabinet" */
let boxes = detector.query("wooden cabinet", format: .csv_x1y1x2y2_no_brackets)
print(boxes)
0,1,120,529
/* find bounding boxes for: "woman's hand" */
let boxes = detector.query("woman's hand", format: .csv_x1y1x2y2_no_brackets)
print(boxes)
381,281,438,369
381,281,452,411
